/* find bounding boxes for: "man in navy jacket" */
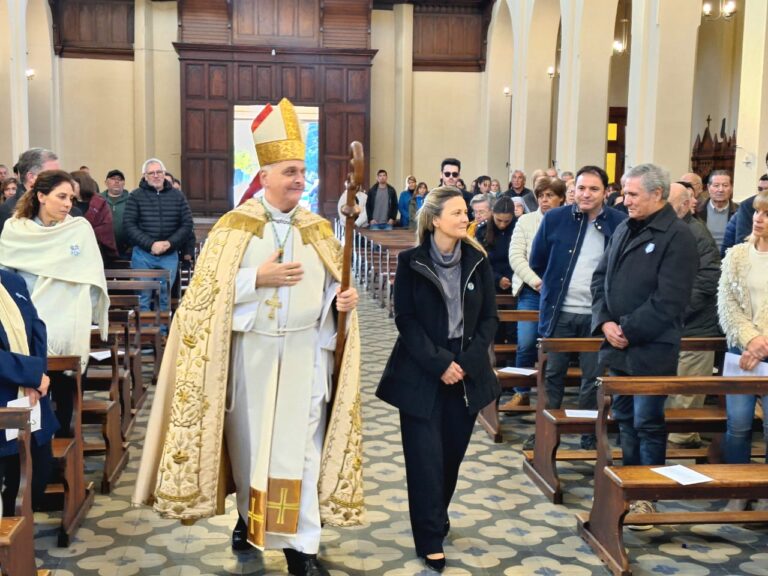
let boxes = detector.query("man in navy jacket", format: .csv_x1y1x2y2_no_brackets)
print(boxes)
529,166,626,450
0,269,58,513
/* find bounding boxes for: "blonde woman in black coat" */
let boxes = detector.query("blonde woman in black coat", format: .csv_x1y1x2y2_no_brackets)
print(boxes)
377,186,498,572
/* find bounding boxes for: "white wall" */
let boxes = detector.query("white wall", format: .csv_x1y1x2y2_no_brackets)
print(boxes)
412,71,483,184
691,13,744,146
370,10,396,185
26,0,54,151
59,59,136,184
0,1,12,165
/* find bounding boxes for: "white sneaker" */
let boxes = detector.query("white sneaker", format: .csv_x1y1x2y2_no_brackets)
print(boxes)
627,500,655,531
723,499,749,512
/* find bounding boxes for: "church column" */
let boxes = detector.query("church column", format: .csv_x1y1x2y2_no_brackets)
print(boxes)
7,0,30,158
625,0,700,176
508,0,560,176
555,0,618,172
393,3,414,187
733,0,768,200
133,0,156,177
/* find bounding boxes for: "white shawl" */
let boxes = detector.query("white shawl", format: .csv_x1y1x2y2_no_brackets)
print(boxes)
0,216,110,369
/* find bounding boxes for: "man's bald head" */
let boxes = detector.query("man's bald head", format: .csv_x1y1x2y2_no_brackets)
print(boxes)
668,182,692,219
680,172,703,198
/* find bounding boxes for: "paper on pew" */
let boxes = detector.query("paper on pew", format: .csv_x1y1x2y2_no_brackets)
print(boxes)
722,352,768,377
89,350,112,361
564,409,598,418
5,397,42,441
651,464,713,485
498,367,537,376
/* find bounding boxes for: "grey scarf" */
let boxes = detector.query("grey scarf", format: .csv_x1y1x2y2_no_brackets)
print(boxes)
429,235,463,338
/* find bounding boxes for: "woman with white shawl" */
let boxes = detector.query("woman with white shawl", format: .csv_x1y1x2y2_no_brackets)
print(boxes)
0,170,109,436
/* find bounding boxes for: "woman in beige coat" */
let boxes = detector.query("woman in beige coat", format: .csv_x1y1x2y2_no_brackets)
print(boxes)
501,177,565,411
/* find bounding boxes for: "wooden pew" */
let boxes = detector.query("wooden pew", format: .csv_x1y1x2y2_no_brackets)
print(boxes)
106,279,165,385
0,408,37,576
107,295,147,413
522,337,729,503
44,356,95,547
578,375,768,576
477,308,542,442
82,331,129,493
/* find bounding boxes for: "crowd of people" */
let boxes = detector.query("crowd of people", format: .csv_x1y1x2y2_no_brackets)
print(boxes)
0,148,194,523
370,153,768,569
2,123,768,575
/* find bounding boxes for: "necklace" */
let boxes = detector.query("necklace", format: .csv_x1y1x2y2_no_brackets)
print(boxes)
261,199,297,319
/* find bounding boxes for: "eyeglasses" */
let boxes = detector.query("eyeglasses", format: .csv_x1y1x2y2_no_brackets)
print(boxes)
145,170,165,177
443,171,459,178
759,186,768,192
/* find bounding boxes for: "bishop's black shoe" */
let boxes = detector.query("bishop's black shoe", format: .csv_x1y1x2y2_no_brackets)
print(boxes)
283,548,331,576
231,515,253,552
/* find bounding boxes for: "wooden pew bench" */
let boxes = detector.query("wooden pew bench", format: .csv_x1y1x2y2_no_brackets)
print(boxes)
43,356,95,547
107,295,147,413
106,279,165,386
0,408,39,576
479,305,583,442
83,331,129,494
522,337,729,503
578,375,768,576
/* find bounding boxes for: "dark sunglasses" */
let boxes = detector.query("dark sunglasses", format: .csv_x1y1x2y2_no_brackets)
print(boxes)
443,171,459,178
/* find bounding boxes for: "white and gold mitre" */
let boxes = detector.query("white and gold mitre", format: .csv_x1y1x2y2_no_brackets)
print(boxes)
251,98,305,166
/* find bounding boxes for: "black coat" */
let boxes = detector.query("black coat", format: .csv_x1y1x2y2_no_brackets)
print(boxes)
591,203,698,376
376,238,499,419
365,184,398,223
682,214,721,337
123,179,194,253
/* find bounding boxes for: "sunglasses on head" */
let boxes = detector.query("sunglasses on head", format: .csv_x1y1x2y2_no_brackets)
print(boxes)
443,171,459,178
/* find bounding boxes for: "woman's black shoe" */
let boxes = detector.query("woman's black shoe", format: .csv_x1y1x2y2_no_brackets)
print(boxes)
231,515,253,551
423,555,446,573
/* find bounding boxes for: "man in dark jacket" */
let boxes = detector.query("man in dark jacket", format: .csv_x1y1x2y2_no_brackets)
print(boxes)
592,163,698,517
503,170,537,213
528,166,626,450
723,173,768,256
695,170,738,250
0,148,59,236
365,169,398,229
123,158,193,311
102,169,132,259
666,182,722,448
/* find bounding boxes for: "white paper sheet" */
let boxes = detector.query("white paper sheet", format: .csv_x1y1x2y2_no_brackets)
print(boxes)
498,367,537,376
89,350,112,361
5,396,42,441
722,352,768,377
564,409,599,418
650,464,714,485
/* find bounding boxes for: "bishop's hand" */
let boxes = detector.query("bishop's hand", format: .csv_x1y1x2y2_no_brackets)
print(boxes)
335,286,359,313
255,250,304,288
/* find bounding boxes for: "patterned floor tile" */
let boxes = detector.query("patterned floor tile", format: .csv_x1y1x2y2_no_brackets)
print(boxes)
27,287,768,575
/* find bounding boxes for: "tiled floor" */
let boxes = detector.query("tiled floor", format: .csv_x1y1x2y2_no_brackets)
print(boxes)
31,291,768,575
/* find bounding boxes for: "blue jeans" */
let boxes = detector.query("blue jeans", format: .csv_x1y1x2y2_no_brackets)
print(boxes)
369,223,393,230
514,286,540,393
724,347,768,463
130,245,178,312
610,368,667,466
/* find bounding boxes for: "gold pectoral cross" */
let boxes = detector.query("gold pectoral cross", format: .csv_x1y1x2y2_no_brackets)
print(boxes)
266,290,282,320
